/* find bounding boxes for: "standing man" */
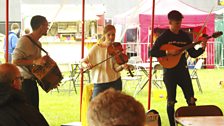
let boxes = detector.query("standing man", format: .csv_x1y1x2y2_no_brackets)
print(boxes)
150,10,207,126
12,15,48,110
3,23,20,63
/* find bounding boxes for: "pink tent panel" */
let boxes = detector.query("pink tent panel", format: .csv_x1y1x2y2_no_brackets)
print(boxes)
139,14,215,41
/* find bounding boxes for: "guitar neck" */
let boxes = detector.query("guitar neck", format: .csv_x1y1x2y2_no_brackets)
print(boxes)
179,42,201,52
180,36,212,52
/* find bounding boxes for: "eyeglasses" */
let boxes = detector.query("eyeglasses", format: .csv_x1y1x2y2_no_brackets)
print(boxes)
15,76,24,82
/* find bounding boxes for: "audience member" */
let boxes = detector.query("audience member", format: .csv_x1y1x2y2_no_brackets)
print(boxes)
145,109,161,126
88,88,146,126
0,63,49,126
24,28,31,35
3,23,20,63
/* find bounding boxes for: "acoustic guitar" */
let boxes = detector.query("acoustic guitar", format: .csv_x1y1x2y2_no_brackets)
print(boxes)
158,31,223,69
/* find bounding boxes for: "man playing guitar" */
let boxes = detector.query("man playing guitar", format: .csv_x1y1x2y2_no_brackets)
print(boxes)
150,10,208,126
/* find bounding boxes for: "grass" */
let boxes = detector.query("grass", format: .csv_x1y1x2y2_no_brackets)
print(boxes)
39,68,224,126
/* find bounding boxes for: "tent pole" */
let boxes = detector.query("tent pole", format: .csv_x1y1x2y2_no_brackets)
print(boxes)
5,0,9,63
148,0,155,110
80,0,85,121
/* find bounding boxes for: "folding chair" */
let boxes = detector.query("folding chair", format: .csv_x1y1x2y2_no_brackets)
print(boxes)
52,63,72,93
122,66,143,95
133,63,163,96
61,62,91,95
151,63,163,88
132,66,148,96
190,58,204,93
69,63,91,93
60,63,79,94
175,105,223,125
122,56,143,95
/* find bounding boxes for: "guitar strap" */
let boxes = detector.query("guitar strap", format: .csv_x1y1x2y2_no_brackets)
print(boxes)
25,35,62,92
22,36,47,90
23,35,48,74
26,35,48,55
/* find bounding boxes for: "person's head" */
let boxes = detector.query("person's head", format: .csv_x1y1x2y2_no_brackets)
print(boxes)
30,15,48,36
88,88,146,126
168,10,183,33
24,28,31,34
98,25,116,46
145,109,161,126
11,23,20,34
0,63,23,90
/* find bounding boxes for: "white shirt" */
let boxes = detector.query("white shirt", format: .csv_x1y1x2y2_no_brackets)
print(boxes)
85,44,121,83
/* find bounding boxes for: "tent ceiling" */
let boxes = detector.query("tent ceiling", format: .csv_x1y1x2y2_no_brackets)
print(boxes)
115,0,211,18
113,0,218,26
141,0,210,15
21,4,106,21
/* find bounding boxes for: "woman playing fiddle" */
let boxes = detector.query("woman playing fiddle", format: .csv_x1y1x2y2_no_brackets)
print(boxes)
81,25,130,98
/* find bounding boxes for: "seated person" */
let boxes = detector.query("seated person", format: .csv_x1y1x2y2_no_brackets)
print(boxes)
87,88,146,126
145,109,161,126
0,63,49,126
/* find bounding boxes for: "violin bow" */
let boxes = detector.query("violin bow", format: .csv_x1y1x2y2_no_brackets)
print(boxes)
193,5,215,43
82,48,125,73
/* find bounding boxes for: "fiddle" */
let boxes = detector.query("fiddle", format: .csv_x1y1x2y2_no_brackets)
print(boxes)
108,42,134,77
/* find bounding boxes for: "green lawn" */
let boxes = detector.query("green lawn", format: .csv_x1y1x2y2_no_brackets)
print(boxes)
39,68,224,126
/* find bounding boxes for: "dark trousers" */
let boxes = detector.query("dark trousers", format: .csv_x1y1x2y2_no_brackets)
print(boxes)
163,68,195,126
92,77,122,98
22,79,39,111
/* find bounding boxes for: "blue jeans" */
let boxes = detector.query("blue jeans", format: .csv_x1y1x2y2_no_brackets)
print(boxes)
92,77,122,98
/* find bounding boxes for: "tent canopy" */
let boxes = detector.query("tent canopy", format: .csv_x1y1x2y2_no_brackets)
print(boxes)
141,0,209,15
21,4,106,22
114,0,214,28
139,0,214,33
